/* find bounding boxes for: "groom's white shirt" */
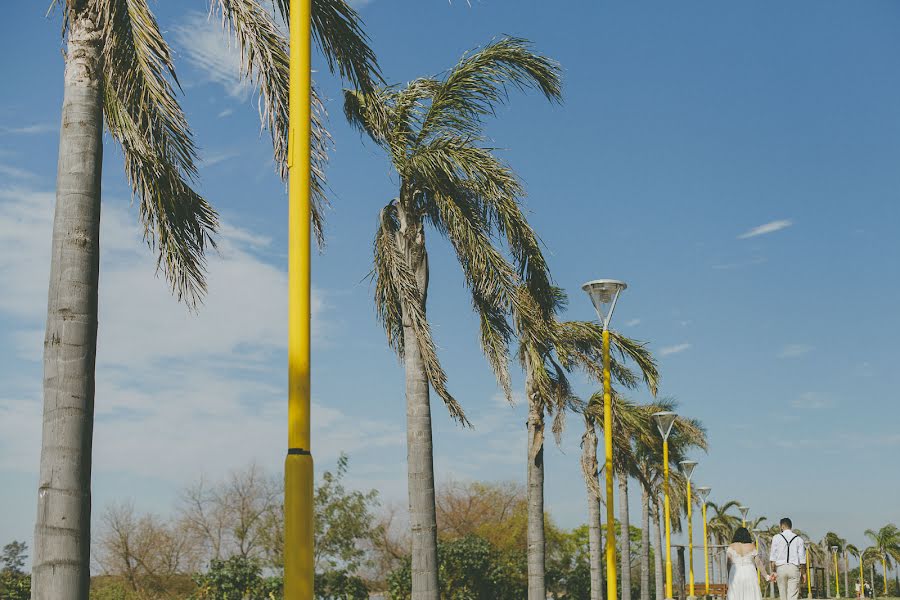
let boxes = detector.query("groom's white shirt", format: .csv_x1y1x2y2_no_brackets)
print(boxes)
769,529,806,566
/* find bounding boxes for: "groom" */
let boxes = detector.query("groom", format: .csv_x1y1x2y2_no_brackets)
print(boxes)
769,517,807,600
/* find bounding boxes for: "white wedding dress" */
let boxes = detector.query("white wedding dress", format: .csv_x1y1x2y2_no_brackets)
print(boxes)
727,546,765,600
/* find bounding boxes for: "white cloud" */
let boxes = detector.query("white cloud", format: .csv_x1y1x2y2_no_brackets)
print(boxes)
0,123,55,135
737,219,792,239
791,392,833,410
0,182,372,484
218,108,234,118
203,150,241,167
778,344,813,358
0,164,35,180
173,12,249,99
624,318,641,327
659,343,691,356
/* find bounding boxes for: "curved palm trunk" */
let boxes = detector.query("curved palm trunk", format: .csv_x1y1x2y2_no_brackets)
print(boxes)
652,498,664,600
620,476,632,600
32,11,104,600
641,486,651,600
844,553,849,599
397,208,440,600
526,371,547,600
585,422,604,600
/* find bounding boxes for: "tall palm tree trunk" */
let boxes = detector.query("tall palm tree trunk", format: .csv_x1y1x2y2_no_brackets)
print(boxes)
585,422,604,600
641,487,651,600
33,11,104,600
826,548,832,599
652,498,664,600
526,371,546,600
397,209,439,600
620,476,632,600
844,553,850,599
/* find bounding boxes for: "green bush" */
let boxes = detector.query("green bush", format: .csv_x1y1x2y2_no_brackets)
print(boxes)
0,571,31,600
315,570,368,599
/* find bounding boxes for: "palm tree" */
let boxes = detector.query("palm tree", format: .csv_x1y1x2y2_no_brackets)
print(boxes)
512,288,659,600
632,400,706,600
32,2,378,598
847,544,863,597
865,525,900,597
344,38,561,599
578,341,661,600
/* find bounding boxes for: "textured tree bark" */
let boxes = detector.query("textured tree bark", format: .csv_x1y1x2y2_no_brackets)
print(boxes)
397,205,439,600
526,364,546,600
32,11,104,600
652,498,664,600
641,487,651,600
620,476,632,600
585,425,604,600
843,553,849,599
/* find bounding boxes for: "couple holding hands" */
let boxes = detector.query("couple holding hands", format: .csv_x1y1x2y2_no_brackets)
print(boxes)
728,517,807,600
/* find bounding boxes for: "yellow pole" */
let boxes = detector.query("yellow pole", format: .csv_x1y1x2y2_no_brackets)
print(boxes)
663,437,673,599
858,556,864,599
882,556,888,597
602,329,618,600
835,552,841,598
756,534,762,590
702,501,710,597
808,560,813,598
285,0,314,598
687,478,695,598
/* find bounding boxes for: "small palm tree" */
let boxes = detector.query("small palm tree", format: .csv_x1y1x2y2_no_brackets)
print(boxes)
865,524,900,597
344,37,561,599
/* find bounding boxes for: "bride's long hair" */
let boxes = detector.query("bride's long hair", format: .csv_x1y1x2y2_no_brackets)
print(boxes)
732,527,753,544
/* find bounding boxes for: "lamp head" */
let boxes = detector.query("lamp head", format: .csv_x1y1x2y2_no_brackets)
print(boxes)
696,486,711,503
738,505,750,520
652,411,677,440
679,460,698,480
582,279,627,329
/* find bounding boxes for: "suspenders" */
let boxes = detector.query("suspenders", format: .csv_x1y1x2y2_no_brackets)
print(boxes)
780,533,799,563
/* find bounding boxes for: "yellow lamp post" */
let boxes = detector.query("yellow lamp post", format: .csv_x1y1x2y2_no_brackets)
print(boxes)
652,411,678,600
832,547,841,598
754,529,768,595
738,505,750,528
696,486,712,598
858,554,864,599
881,554,888,598
582,279,628,600
284,0,314,597
680,460,698,600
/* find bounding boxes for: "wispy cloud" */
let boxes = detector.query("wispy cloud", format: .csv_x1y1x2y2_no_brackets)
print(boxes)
218,108,234,118
659,343,691,356
624,318,641,327
778,344,813,358
204,150,241,167
0,123,55,135
791,392,833,410
0,164,35,180
172,12,249,99
737,219,792,239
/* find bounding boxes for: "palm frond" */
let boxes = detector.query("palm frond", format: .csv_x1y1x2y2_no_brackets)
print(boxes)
99,0,217,306
343,87,395,148
418,36,561,144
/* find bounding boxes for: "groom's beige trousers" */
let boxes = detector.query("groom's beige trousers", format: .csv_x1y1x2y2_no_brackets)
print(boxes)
776,564,801,600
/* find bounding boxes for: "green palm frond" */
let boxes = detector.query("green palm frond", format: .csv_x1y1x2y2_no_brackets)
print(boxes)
371,201,468,425
99,0,217,307
417,36,561,144
273,0,382,91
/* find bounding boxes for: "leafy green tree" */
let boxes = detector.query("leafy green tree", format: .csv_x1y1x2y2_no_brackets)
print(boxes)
864,524,900,596
0,541,30,600
314,570,368,600
192,555,280,600
344,36,561,599
1,541,27,575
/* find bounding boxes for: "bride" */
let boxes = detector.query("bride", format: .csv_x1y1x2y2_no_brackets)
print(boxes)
727,527,773,600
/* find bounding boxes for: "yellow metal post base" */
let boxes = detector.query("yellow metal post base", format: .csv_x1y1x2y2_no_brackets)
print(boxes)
285,452,314,599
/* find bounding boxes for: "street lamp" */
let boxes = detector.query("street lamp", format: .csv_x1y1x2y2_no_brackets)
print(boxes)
653,410,678,600
582,279,627,600
832,547,841,598
680,460,699,600
696,486,712,598
739,505,750,528
754,528,767,593
285,1,314,598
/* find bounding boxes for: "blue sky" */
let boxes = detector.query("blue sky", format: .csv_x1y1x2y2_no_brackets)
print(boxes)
2,0,900,563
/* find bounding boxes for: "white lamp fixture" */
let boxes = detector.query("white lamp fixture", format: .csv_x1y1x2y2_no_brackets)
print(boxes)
582,279,627,329
679,460,698,481
696,486,711,503
738,506,750,521
652,411,677,440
